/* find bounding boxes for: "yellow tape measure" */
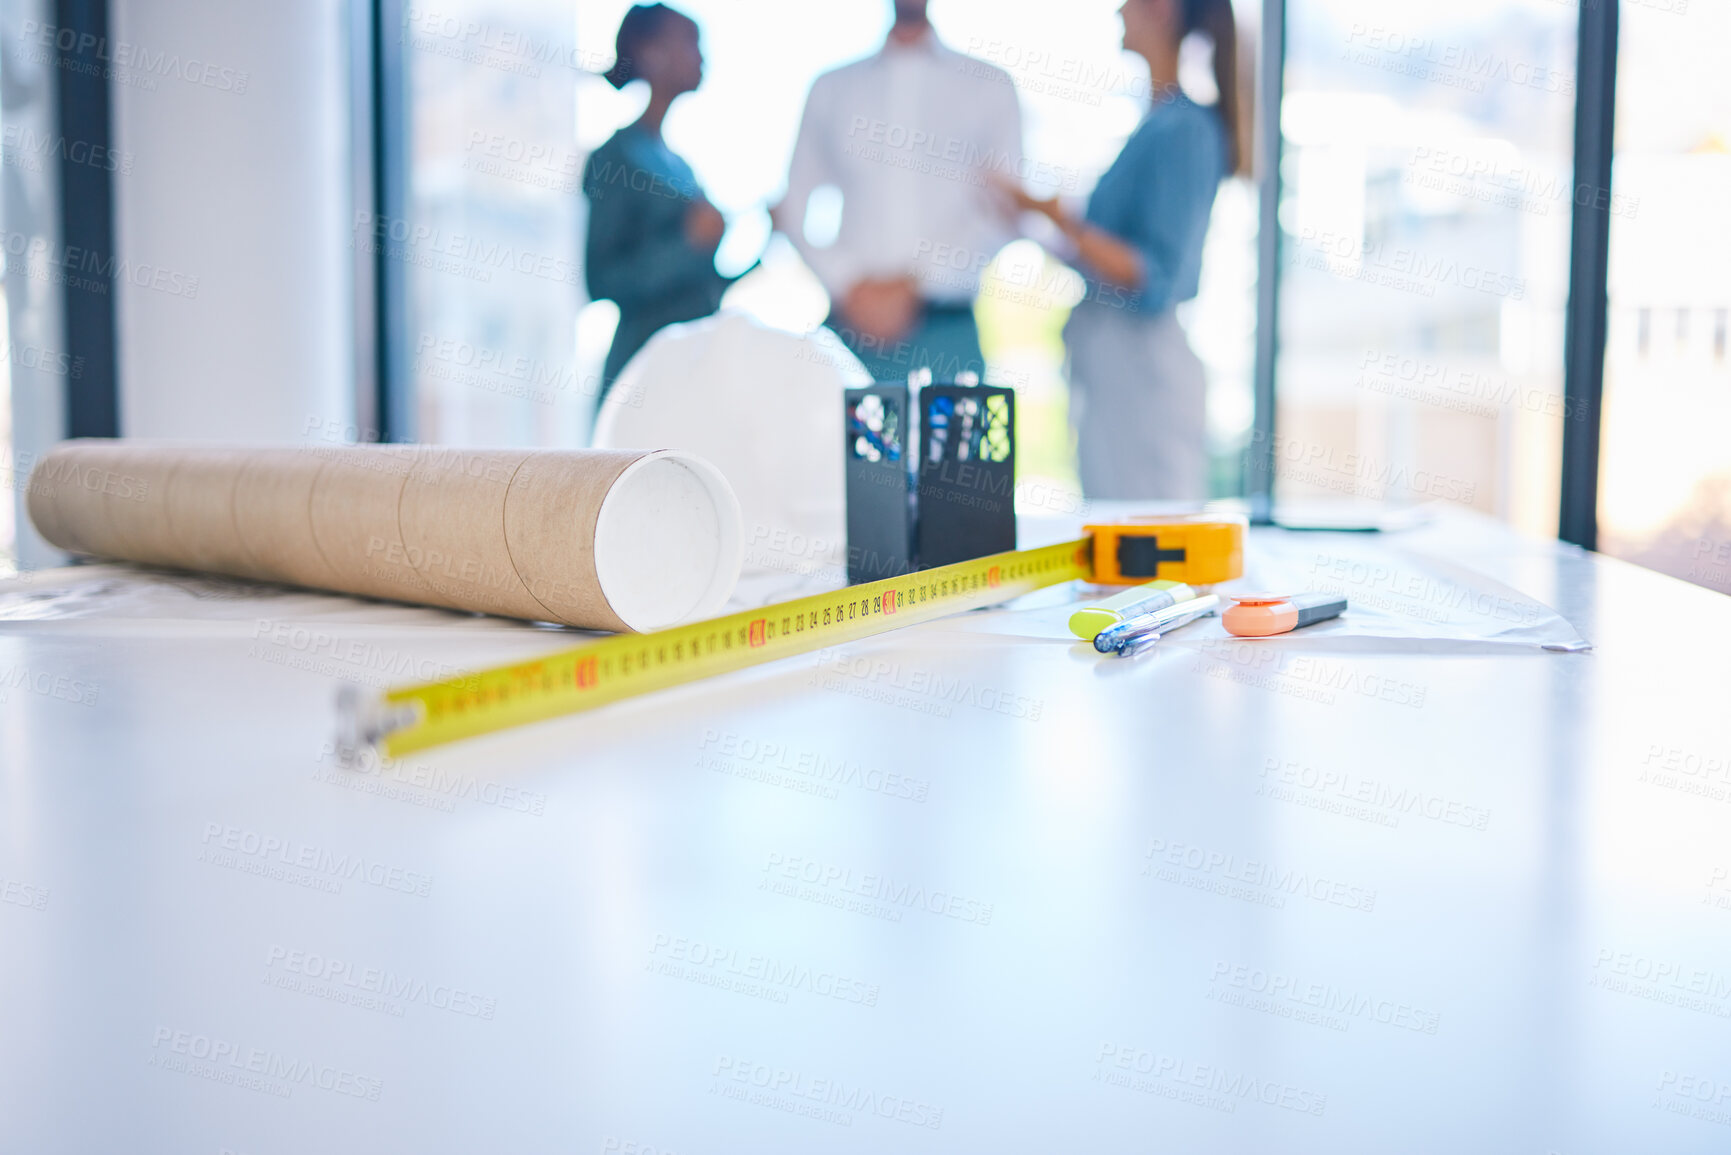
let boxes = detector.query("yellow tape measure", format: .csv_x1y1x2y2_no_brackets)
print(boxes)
341,538,1092,759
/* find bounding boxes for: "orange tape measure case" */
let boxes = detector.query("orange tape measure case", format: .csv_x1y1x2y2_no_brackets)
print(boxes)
1085,515,1246,586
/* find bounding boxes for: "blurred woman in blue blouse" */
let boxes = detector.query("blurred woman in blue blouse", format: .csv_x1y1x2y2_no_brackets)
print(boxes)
584,4,729,403
1005,0,1246,499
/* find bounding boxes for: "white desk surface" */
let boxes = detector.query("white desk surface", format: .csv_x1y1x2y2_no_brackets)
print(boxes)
2,508,1729,1154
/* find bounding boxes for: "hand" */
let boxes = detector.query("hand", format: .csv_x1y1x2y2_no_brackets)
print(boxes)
990,173,1068,230
840,277,921,344
684,199,726,249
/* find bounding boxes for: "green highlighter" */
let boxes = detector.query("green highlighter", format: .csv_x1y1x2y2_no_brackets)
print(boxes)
1068,579,1199,642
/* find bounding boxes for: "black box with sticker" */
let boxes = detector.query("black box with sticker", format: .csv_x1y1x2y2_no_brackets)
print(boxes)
844,377,1015,584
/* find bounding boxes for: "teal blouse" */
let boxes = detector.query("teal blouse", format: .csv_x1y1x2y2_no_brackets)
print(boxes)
583,127,728,388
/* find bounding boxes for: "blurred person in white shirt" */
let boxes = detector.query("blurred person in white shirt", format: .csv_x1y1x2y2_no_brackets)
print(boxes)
777,0,1024,383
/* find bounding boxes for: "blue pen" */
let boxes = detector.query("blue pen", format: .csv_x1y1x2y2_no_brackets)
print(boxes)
1115,603,1217,657
1114,606,1225,658
1094,594,1220,654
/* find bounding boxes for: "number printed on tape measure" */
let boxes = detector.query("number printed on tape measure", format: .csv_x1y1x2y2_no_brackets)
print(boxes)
373,539,1091,756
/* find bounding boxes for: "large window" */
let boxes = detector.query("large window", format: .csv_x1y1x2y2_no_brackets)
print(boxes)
1,0,69,571
4,1,1715,586
0,285,13,572
1274,0,1577,535
398,0,584,446
394,0,1728,590
571,0,1260,509
1596,0,1731,595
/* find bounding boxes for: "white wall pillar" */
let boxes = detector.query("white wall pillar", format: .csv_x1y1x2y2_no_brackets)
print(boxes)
110,0,353,442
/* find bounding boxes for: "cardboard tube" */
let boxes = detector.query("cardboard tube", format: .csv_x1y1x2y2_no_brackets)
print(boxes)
231,448,345,590
92,441,183,567
22,444,82,555
26,441,743,631
503,449,741,632
163,448,273,581
306,445,422,601
27,441,126,558
397,447,546,620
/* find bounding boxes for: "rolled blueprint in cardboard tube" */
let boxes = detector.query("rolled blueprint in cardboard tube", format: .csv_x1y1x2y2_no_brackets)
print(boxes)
25,440,743,632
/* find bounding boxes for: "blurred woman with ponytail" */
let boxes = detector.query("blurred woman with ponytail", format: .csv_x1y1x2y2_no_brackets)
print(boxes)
1003,0,1248,500
583,4,730,404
